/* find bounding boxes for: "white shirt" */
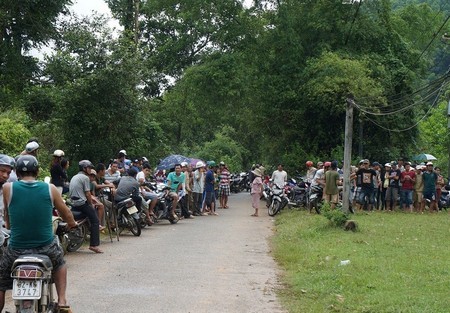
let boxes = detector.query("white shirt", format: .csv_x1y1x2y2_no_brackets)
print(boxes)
311,169,325,187
271,170,287,187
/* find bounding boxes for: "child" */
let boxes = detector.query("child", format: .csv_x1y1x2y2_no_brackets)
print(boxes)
251,168,263,217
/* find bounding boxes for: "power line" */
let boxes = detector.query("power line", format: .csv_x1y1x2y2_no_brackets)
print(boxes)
415,14,450,63
358,79,448,132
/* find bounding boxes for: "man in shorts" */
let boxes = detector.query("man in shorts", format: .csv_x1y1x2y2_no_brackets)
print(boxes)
421,162,438,212
0,155,77,313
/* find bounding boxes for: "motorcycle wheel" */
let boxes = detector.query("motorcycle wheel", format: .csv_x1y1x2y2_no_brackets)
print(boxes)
139,212,147,229
268,200,281,216
66,224,87,252
127,215,141,236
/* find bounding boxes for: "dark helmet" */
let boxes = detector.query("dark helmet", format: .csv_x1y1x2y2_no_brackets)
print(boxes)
0,154,15,169
78,160,94,171
16,155,38,172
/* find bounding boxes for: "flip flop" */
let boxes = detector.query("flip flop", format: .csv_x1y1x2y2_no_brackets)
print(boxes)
89,246,104,254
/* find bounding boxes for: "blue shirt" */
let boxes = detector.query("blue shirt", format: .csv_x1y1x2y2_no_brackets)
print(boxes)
205,170,215,192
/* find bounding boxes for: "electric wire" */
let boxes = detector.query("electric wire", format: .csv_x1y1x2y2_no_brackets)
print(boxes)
358,79,449,132
354,79,449,115
414,14,450,63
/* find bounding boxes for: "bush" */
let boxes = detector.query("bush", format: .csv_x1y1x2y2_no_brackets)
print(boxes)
321,202,349,228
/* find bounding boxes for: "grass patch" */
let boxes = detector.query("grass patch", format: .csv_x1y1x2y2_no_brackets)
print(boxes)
272,210,450,312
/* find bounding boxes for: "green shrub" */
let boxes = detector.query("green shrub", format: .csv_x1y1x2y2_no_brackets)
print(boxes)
321,202,349,227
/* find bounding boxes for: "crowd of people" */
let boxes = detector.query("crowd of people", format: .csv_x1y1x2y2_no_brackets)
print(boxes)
304,158,447,213
0,140,238,312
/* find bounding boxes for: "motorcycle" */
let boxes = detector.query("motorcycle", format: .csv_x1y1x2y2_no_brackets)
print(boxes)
239,172,250,192
115,197,141,236
230,174,241,193
308,185,323,214
11,254,58,313
286,177,309,208
148,182,179,224
267,183,289,216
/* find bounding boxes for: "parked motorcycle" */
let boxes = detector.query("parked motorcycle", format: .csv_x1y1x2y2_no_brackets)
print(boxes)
230,174,241,193
267,183,289,216
148,182,179,224
11,254,58,313
308,185,323,214
286,177,309,208
115,197,141,236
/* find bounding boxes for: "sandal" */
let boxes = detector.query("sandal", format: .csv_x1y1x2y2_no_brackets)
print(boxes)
251,213,258,217
89,246,104,254
57,305,73,313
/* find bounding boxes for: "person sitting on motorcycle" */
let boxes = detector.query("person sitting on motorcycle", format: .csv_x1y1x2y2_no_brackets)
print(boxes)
136,163,158,223
89,169,106,231
114,168,147,221
69,160,103,253
271,164,287,188
0,155,77,313
167,164,186,218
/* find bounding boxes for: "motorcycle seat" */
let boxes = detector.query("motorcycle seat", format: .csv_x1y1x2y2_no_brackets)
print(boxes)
13,254,53,271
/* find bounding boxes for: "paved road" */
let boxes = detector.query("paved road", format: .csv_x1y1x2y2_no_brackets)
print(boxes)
5,192,286,312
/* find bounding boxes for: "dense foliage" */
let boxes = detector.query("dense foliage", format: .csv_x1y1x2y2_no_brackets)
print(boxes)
1,0,450,174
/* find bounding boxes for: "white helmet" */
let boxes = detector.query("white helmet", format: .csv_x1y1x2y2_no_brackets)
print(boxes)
53,149,65,157
195,161,205,169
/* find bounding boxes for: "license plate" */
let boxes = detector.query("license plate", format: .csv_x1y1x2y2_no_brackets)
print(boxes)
12,280,41,299
127,205,138,214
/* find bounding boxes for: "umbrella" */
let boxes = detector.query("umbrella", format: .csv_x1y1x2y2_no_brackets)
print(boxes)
412,153,437,161
157,154,191,170
189,157,204,167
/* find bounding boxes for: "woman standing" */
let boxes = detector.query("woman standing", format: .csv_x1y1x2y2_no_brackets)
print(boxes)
250,168,263,217
50,149,67,195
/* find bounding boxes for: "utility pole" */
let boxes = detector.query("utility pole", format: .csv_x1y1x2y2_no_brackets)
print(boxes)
342,96,354,213
447,100,450,179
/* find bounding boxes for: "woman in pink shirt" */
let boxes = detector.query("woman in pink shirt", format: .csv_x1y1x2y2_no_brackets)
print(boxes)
250,168,263,217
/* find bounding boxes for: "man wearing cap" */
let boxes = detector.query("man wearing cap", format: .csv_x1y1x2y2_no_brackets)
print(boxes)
422,162,438,212
371,162,382,210
414,165,424,212
385,162,401,211
355,159,377,211
192,161,206,216
116,150,128,174
400,162,416,212
204,161,218,215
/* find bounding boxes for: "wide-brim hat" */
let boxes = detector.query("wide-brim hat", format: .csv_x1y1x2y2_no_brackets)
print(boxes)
252,168,262,177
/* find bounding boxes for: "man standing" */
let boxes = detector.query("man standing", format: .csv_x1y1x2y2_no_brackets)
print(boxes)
0,155,77,312
192,162,206,216
422,162,438,212
400,162,416,212
385,162,401,211
204,161,218,215
218,162,231,209
69,160,103,253
271,164,287,187
324,161,341,209
355,159,377,211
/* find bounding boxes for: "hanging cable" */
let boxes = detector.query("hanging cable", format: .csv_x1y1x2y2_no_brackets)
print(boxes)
358,78,448,132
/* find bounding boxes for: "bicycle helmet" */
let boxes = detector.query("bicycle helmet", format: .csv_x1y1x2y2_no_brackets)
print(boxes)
53,149,65,157
78,160,94,171
16,155,38,172
0,154,15,169
306,161,313,167
25,141,39,153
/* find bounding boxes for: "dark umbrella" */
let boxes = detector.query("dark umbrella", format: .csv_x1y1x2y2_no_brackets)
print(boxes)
156,154,191,170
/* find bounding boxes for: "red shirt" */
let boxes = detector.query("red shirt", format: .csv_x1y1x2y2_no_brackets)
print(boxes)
401,170,415,190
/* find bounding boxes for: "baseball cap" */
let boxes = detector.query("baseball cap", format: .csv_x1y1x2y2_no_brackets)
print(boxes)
384,163,391,167
363,159,370,164
119,149,127,155
372,161,380,166
426,162,433,166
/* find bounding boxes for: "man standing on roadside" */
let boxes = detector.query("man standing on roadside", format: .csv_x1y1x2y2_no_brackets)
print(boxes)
324,161,341,210
271,164,287,187
400,162,415,212
355,159,377,211
204,161,218,215
421,162,438,213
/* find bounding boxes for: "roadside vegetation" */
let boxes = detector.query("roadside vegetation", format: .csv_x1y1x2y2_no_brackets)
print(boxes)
272,209,450,312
